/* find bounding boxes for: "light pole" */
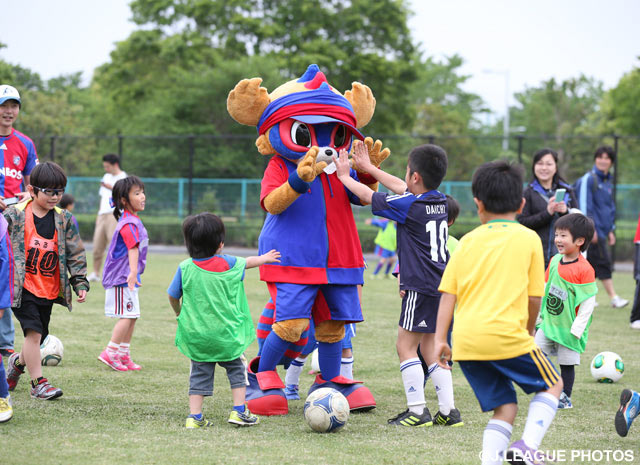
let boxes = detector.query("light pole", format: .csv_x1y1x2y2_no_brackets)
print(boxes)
483,69,510,151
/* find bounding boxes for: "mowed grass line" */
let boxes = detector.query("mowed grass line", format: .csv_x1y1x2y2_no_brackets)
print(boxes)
4,253,639,465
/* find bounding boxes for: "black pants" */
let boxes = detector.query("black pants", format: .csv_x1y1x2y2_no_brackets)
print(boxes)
631,244,640,323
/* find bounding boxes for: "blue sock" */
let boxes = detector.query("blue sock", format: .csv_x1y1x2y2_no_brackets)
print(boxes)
373,262,383,275
233,404,246,413
385,262,393,274
189,412,203,420
0,360,8,398
258,331,291,372
318,341,342,380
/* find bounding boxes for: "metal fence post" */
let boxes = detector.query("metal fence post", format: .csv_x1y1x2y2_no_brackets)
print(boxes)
49,136,56,162
240,179,247,221
118,133,124,164
612,134,619,264
188,135,194,215
428,135,436,144
516,135,524,165
178,178,184,217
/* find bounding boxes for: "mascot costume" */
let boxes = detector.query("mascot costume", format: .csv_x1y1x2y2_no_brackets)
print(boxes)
227,64,389,415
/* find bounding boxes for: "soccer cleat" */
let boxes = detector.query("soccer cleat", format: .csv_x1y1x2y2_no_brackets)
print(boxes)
630,320,640,330
98,350,128,371
0,395,12,422
557,392,573,409
87,272,101,282
505,439,546,465
284,384,300,400
228,407,260,426
611,296,629,308
308,375,376,412
387,408,433,427
6,353,24,391
433,408,464,426
615,389,639,437
185,415,213,428
119,354,141,371
30,378,63,400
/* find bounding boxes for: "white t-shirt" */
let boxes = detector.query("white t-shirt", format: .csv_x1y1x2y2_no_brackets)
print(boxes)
98,171,128,215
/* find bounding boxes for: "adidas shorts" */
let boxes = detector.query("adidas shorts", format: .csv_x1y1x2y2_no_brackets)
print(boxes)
399,290,440,333
105,286,140,319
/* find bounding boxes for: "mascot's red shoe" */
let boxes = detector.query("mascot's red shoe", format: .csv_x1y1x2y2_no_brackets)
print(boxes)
308,375,376,412
246,357,289,415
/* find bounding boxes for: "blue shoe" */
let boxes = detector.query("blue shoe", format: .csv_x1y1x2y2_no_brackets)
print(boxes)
245,357,288,416
557,392,573,409
615,389,639,437
284,384,300,400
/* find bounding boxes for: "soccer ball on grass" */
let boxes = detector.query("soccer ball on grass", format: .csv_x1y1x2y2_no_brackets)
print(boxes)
40,335,64,366
304,387,349,433
590,351,624,383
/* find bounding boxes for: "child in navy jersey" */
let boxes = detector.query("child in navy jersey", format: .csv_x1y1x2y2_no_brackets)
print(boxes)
334,141,461,427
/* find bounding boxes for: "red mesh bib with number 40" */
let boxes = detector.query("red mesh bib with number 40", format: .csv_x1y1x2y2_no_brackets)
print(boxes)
23,204,60,300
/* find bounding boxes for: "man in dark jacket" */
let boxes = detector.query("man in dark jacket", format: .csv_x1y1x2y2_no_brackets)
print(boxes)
575,145,628,308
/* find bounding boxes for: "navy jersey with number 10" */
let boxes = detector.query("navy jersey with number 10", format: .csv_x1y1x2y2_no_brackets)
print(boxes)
371,190,448,296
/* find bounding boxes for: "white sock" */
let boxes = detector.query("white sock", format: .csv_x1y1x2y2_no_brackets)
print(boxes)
118,342,130,357
428,362,455,415
400,358,425,414
284,357,306,386
340,356,354,379
107,341,119,356
521,392,558,449
482,419,512,465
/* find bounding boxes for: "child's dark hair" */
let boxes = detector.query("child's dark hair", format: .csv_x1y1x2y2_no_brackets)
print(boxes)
554,213,595,252
408,144,447,190
103,153,121,166
445,194,460,225
182,213,225,259
472,160,523,214
30,162,67,190
58,193,75,209
112,175,145,220
594,145,616,164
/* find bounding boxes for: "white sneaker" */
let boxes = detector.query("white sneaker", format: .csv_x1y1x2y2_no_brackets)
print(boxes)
87,272,101,282
611,296,629,308
630,320,640,330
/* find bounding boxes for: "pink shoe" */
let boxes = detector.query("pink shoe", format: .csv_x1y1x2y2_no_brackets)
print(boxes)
119,354,141,371
98,350,128,371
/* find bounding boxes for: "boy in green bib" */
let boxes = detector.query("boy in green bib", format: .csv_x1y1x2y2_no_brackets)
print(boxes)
168,213,280,428
535,213,597,410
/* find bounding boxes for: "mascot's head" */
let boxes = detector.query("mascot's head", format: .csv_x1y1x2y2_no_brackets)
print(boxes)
227,64,376,167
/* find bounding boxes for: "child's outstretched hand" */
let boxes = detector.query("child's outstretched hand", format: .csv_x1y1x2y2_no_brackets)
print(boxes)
334,148,351,179
77,289,87,303
351,139,375,173
127,272,141,291
262,249,281,264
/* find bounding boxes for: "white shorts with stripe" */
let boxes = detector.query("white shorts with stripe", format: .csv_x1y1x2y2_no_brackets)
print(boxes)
399,290,439,333
105,286,140,319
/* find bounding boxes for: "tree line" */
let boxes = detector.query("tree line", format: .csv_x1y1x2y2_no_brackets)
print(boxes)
1,0,639,183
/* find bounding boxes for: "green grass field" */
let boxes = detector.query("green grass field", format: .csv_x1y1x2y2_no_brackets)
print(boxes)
4,253,640,465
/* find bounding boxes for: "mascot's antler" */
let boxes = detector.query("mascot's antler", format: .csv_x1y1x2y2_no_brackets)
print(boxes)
344,83,376,129
227,78,271,126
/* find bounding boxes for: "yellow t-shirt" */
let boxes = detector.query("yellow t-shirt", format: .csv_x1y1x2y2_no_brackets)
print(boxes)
438,220,545,361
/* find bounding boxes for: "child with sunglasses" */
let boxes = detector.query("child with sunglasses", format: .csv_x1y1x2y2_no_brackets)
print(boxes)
4,162,89,399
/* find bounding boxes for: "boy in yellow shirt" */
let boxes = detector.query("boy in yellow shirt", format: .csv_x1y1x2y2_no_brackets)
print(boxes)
435,160,563,465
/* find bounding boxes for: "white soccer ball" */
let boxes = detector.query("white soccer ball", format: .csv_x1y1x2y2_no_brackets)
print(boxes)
304,387,349,433
590,351,624,383
40,335,64,366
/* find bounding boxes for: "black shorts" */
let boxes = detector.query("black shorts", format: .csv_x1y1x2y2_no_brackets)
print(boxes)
586,238,612,280
12,290,55,344
399,290,440,333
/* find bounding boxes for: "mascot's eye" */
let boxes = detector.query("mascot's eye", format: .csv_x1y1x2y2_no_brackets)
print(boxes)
334,125,347,147
291,122,311,147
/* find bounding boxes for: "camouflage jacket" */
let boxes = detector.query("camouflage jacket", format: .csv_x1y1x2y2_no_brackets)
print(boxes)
3,199,89,310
